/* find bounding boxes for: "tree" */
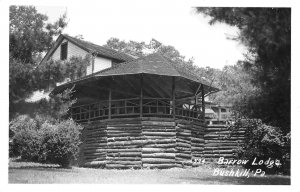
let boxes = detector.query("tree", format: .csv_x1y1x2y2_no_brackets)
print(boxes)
9,6,67,64
9,6,91,119
104,38,194,66
9,6,67,102
195,8,291,133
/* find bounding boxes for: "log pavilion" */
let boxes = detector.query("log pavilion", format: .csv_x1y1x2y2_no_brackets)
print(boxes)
53,53,220,168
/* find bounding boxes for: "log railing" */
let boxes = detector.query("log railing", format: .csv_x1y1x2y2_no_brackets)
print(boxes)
71,98,203,123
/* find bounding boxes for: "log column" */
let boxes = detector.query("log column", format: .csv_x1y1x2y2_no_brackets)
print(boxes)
140,74,143,117
172,77,176,119
108,88,112,119
201,84,205,121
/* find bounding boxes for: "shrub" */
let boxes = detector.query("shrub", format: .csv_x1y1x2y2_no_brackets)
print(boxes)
229,118,290,174
10,115,82,167
40,120,82,167
9,115,42,160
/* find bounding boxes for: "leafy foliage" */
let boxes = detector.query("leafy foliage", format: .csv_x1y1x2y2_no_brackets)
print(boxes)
10,115,82,167
229,118,290,174
39,119,82,167
9,5,67,63
195,8,291,133
104,38,194,66
9,5,72,118
35,87,77,121
9,55,90,119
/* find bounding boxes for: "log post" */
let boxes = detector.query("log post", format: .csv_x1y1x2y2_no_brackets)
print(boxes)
108,88,112,119
195,94,198,111
140,74,143,117
172,77,176,119
201,84,205,121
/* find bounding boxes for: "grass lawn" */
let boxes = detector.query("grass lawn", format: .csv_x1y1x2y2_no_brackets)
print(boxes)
8,160,290,184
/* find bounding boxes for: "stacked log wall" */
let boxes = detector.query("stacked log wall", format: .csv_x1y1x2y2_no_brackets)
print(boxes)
191,121,205,166
203,125,245,162
80,121,107,167
175,120,192,167
106,118,143,169
141,118,177,169
78,118,245,169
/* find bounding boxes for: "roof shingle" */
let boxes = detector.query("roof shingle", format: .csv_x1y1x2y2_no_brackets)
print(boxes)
63,34,135,62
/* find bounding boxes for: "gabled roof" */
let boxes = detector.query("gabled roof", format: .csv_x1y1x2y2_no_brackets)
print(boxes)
41,34,135,64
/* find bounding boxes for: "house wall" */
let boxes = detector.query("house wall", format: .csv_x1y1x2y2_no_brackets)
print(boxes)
51,39,88,61
86,56,112,75
94,57,112,73
51,39,112,76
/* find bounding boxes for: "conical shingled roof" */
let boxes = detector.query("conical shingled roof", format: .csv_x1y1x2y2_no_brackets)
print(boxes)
95,53,213,87
52,53,219,95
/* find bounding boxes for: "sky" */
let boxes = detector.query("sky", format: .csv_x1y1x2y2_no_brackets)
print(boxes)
35,1,247,69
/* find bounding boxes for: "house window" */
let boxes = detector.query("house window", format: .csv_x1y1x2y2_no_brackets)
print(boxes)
221,108,226,112
60,42,68,60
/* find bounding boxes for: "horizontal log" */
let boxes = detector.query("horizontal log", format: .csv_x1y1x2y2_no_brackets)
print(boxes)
142,126,175,130
142,163,177,169
176,142,191,148
176,132,191,137
143,136,176,140
107,130,141,134
107,136,145,142
107,140,146,146
205,143,240,147
142,121,175,126
143,143,176,148
176,138,191,144
107,160,141,165
205,140,244,143
142,158,175,164
107,152,141,156
107,157,141,161
106,145,141,149
143,132,176,136
142,129,176,133
142,148,176,153
176,153,191,159
107,123,141,128
144,138,177,144
191,147,204,151
106,164,141,169
191,138,205,143
142,153,176,159
104,147,141,152
107,133,141,137
176,146,191,151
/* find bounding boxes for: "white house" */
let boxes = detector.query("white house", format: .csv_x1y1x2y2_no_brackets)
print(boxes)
28,34,137,102
41,34,136,78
